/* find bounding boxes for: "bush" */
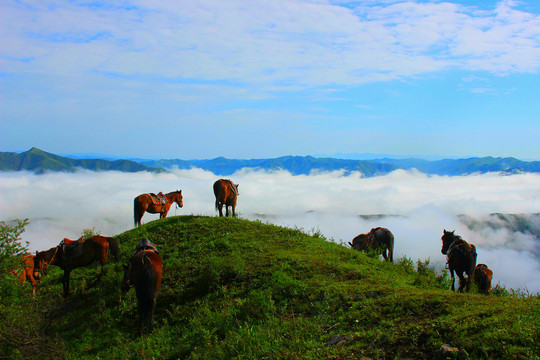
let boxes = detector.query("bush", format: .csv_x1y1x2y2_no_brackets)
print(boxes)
0,219,29,265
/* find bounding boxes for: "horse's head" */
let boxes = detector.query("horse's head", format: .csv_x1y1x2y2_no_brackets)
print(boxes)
441,229,456,255
33,252,45,272
34,247,58,268
173,190,183,207
350,234,370,251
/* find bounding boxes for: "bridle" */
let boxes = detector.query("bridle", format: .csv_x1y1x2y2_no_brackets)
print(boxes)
38,246,60,270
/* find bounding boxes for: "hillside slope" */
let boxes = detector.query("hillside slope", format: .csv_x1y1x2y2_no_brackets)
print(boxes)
1,216,539,359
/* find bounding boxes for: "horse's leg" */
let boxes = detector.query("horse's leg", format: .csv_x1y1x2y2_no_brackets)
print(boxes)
232,203,236,217
28,274,36,298
62,270,71,297
218,202,224,217
226,205,230,217
160,204,170,219
457,271,466,293
98,245,108,278
461,269,471,293
135,208,145,227
449,268,455,291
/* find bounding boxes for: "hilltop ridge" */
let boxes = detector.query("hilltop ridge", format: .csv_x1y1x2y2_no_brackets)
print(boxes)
1,216,538,359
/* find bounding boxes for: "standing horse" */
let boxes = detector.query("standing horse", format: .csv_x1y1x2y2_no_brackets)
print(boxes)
134,190,183,227
349,227,394,262
213,179,239,217
122,240,163,332
10,254,43,297
441,230,477,293
34,235,119,296
473,264,493,295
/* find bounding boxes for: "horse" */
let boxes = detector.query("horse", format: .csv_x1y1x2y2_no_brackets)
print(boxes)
122,240,163,332
9,254,43,297
349,227,394,262
441,230,477,293
213,179,239,217
473,264,493,295
34,235,119,297
134,190,183,227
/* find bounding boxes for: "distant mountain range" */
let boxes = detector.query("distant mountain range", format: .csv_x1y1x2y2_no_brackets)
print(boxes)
1,147,540,176
0,147,164,174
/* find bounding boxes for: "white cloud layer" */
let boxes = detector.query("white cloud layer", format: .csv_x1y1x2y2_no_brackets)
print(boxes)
1,0,539,86
1,169,539,293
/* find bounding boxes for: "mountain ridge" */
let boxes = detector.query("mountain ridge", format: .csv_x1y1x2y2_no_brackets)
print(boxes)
1,148,539,176
0,147,164,174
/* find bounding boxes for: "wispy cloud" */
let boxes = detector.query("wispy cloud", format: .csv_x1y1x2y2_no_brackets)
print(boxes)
1,169,538,292
1,0,538,87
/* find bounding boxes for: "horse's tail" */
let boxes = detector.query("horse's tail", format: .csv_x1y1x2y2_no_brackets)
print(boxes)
469,244,478,275
387,231,394,262
136,253,160,330
213,181,221,211
107,237,119,261
134,197,140,227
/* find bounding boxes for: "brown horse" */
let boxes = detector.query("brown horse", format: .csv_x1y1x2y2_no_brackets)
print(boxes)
34,235,119,296
10,254,43,297
349,227,394,262
473,264,493,295
134,190,183,227
122,241,163,332
441,230,477,293
213,179,239,217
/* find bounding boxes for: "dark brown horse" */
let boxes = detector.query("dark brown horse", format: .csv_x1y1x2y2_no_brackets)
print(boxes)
213,179,239,217
122,242,163,332
473,264,493,295
349,227,394,262
10,254,43,297
35,235,119,296
133,190,183,227
441,230,477,293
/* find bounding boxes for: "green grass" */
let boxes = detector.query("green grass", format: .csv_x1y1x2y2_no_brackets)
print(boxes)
1,216,539,359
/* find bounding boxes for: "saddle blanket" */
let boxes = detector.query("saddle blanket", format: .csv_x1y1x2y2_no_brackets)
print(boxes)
149,193,168,205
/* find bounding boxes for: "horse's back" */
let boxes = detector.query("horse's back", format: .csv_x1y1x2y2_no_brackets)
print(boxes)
134,251,163,283
474,264,493,294
372,228,394,248
372,227,393,240
214,179,229,199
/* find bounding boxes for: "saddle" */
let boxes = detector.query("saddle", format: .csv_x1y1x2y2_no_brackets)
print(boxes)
134,238,159,256
446,237,477,265
60,236,85,259
149,192,168,206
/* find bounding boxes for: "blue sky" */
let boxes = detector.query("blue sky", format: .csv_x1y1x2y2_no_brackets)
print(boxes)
1,0,539,160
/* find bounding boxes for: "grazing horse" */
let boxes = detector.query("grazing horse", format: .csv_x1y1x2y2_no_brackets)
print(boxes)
134,190,183,227
473,264,493,295
122,239,163,332
10,254,43,297
441,230,477,293
35,235,119,296
349,227,394,262
213,179,239,217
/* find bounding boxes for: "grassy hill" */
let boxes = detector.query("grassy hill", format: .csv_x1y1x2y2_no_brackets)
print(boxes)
1,216,538,359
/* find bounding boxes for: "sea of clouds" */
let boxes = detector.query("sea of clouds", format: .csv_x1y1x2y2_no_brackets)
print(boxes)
1,169,539,293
